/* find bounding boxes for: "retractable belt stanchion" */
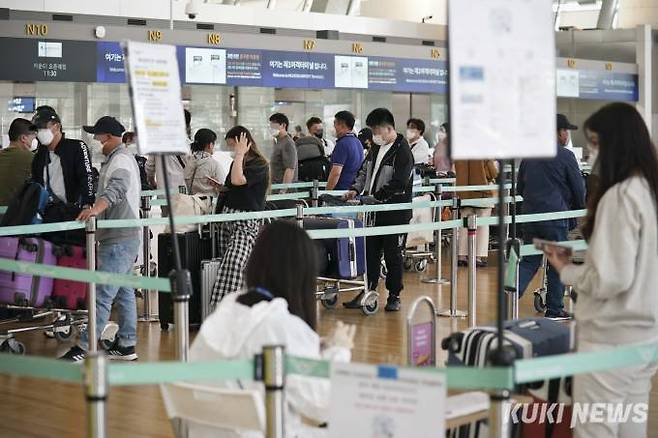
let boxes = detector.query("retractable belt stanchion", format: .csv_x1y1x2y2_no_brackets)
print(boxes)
406,296,437,366
439,197,466,318
86,217,98,353
139,195,157,322
84,352,108,438
466,214,477,328
296,203,304,228
422,183,449,285
489,159,516,438
261,345,285,438
505,162,521,320
160,156,193,363
311,179,319,207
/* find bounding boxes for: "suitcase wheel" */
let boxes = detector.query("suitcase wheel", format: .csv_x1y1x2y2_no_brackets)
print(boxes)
54,325,74,342
533,291,547,313
361,291,379,316
414,259,428,273
0,338,25,355
160,321,170,331
320,289,339,310
379,261,387,279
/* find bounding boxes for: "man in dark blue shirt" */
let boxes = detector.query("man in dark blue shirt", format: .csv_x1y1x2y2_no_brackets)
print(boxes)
517,114,586,319
326,111,364,190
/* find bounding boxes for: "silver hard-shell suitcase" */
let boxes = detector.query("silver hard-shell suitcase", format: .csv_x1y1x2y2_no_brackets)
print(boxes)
200,258,221,321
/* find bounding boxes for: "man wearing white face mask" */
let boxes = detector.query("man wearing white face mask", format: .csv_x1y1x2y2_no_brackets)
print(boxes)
406,118,430,165
31,106,95,209
344,108,414,312
0,118,38,205
268,112,298,186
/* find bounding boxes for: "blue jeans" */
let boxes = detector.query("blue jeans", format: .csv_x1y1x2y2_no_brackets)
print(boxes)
518,225,568,313
79,239,140,350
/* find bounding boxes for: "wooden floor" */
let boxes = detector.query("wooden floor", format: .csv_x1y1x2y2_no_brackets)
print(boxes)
1,258,657,437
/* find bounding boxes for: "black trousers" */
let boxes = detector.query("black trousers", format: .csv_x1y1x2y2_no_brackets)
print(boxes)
366,234,404,296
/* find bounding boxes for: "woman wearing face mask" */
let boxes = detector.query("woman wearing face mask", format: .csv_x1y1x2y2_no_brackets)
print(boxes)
184,128,227,196
433,122,453,174
544,103,658,438
406,118,431,165
211,126,270,308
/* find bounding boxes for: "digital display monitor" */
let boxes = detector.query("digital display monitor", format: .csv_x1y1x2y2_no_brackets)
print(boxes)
184,47,227,84
8,97,35,113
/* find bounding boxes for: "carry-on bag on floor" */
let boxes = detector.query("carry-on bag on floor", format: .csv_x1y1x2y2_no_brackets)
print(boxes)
0,237,56,307
158,231,212,330
442,318,573,438
302,217,365,279
200,259,221,321
51,245,87,310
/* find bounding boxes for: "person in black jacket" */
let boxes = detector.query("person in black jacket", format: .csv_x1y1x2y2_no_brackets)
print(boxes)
344,108,414,312
31,106,95,208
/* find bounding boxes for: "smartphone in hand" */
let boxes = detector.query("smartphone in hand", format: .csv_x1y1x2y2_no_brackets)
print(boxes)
207,176,223,186
533,238,573,257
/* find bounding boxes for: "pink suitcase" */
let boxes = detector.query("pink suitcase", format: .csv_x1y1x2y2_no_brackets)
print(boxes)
0,237,55,307
52,245,87,310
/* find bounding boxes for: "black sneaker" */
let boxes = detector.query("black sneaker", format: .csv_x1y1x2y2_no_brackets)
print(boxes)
385,295,401,312
545,309,572,320
457,259,468,267
106,344,138,361
60,345,87,362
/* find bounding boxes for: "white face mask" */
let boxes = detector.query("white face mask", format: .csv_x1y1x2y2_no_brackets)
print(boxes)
372,134,385,146
437,131,447,142
37,128,54,146
587,148,598,167
228,150,236,159
269,126,281,137
30,138,39,151
406,129,418,142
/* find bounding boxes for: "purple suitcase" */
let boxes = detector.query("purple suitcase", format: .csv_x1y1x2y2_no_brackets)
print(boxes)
0,237,55,307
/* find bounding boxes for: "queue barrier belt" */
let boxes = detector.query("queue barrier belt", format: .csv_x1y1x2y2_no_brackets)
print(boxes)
2,341,657,390
0,258,171,292
442,183,513,193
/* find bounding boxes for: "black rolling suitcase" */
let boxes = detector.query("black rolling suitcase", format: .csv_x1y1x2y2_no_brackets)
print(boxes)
158,230,212,330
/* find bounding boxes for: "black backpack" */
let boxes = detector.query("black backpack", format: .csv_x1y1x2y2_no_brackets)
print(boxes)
0,181,49,226
296,136,331,182
135,155,152,190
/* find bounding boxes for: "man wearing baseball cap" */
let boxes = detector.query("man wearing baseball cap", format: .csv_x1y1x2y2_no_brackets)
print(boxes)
516,114,586,320
61,116,141,362
31,106,95,209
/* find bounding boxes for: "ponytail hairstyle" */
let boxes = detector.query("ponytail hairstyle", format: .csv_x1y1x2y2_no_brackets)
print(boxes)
191,128,217,153
582,102,658,240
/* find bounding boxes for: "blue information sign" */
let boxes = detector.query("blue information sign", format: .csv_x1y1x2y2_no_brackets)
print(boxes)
262,50,334,89
96,41,126,83
578,70,638,102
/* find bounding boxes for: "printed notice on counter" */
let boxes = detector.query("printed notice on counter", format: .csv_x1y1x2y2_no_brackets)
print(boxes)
449,0,556,159
123,41,188,155
329,362,445,437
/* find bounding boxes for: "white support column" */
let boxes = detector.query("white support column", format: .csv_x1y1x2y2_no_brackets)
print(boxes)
636,24,653,136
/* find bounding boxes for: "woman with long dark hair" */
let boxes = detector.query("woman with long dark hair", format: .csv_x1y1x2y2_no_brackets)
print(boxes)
190,220,355,437
544,103,658,438
211,126,270,307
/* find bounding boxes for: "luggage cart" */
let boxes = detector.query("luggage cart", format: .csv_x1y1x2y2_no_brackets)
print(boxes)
402,192,438,273
0,304,88,354
311,195,379,315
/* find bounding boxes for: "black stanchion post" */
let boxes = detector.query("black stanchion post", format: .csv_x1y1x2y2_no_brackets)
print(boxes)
488,159,516,438
160,155,193,362
466,214,477,328
84,352,108,438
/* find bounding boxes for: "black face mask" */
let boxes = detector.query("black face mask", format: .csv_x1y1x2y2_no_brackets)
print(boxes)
314,130,324,139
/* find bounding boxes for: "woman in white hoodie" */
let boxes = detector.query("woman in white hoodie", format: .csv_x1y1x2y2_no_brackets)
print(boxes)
185,128,227,196
544,103,658,438
189,220,355,438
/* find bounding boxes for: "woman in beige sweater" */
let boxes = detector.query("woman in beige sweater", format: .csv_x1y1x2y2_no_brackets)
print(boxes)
545,103,658,438
455,159,498,266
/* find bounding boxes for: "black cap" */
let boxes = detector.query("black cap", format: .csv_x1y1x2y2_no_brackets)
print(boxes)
557,114,577,130
358,127,373,143
83,116,126,137
32,105,61,127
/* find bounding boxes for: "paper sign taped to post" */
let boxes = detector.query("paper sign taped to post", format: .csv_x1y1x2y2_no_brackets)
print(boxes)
449,0,556,159
123,41,188,155
329,362,445,437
